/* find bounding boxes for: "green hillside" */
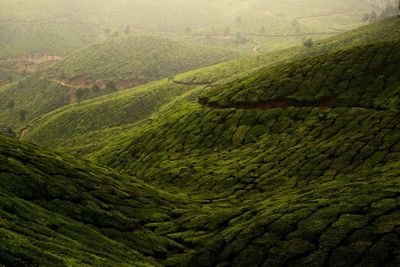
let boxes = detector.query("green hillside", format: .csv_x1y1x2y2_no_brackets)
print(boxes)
0,36,237,135
2,4,400,267
23,17,400,152
0,135,192,266
0,76,70,133
2,37,400,265
0,0,379,59
93,27,400,267
44,35,238,88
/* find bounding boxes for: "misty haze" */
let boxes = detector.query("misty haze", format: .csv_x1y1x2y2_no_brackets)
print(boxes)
0,0,400,266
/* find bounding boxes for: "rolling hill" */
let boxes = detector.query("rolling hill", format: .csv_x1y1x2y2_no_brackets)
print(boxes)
0,0,379,60
1,5,400,267
43,35,238,89
0,135,192,266
0,36,238,135
2,34,400,265
22,17,400,153
91,22,400,266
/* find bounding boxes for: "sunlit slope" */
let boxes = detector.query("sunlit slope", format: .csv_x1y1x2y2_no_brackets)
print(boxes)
23,80,192,148
96,40,400,184
3,24,400,267
175,16,400,85
202,41,400,110
0,135,192,266
93,39,400,267
45,35,238,86
0,37,236,135
23,17,400,151
0,76,71,134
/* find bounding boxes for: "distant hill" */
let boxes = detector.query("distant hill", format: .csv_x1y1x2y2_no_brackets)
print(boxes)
0,0,379,59
0,36,237,134
0,0,98,58
43,35,238,89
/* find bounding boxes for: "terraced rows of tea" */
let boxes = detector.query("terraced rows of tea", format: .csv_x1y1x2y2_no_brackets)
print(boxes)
1,15,400,267
203,41,400,110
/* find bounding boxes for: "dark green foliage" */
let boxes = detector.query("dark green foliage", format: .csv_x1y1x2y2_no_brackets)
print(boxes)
2,15,400,267
0,125,15,138
18,110,27,122
203,41,400,111
0,135,191,266
303,37,314,48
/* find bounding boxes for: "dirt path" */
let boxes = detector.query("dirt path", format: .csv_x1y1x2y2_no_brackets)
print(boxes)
19,127,29,139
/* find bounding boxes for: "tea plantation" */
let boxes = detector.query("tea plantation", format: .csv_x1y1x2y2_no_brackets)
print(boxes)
1,14,400,267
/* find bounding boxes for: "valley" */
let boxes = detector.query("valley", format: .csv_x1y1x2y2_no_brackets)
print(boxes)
0,1,400,266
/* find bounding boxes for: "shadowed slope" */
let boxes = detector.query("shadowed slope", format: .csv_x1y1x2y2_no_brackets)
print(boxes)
0,135,193,266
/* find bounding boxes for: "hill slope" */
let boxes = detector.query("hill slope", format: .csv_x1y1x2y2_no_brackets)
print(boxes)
95,38,400,267
2,18,400,267
0,37,237,135
43,35,238,88
23,17,400,152
0,0,98,58
3,40,400,265
0,135,192,266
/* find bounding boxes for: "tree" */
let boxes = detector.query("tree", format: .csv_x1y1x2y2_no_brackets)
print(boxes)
235,16,242,24
107,81,117,91
260,26,266,34
124,25,131,35
303,37,314,48
185,27,192,34
19,110,27,122
224,26,231,35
